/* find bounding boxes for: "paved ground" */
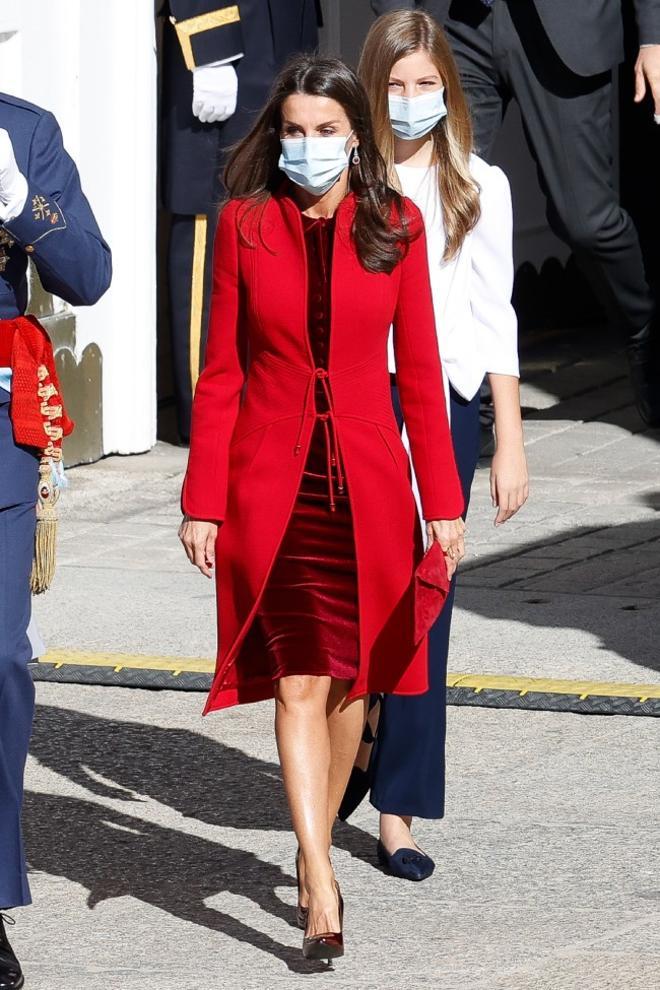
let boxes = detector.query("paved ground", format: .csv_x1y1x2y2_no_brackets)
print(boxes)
15,326,660,988
19,683,660,990
35,325,660,685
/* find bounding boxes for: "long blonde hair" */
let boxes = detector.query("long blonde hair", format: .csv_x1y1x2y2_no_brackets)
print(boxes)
359,10,480,261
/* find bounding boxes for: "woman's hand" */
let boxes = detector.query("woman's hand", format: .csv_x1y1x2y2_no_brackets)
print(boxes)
490,439,529,526
178,516,218,578
426,517,466,580
488,374,529,527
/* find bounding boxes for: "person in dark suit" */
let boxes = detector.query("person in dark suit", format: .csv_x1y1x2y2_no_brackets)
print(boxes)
0,93,111,989
371,0,660,424
160,0,322,441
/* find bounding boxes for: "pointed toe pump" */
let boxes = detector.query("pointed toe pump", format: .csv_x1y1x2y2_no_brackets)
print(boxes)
302,884,344,962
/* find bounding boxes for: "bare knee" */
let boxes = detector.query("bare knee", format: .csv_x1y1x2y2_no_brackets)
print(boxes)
275,674,330,715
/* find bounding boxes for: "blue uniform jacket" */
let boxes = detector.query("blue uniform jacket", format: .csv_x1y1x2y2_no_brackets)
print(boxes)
160,0,321,214
0,92,111,322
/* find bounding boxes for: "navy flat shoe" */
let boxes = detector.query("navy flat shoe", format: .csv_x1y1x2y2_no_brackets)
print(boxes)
376,839,435,882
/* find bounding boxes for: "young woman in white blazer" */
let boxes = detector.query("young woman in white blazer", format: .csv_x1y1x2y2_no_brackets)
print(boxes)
339,8,529,881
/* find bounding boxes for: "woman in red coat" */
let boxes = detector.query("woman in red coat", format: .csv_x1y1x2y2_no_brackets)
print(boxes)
179,54,464,960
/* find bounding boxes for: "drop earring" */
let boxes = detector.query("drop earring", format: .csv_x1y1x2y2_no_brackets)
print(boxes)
352,147,360,166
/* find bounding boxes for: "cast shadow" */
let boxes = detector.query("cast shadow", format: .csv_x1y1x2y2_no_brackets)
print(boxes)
27,706,377,966
516,318,653,435
23,790,322,973
458,513,660,676
504,283,659,440
29,705,376,861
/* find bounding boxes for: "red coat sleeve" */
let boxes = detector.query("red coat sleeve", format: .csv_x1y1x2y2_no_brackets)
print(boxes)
182,200,246,521
393,200,464,521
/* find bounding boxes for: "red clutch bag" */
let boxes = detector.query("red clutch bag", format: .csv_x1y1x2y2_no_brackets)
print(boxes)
414,541,450,643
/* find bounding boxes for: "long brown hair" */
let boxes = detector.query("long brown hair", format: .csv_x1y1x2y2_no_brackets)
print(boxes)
223,54,410,274
359,10,480,261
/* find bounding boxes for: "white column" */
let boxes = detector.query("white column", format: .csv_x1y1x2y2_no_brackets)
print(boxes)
0,0,158,455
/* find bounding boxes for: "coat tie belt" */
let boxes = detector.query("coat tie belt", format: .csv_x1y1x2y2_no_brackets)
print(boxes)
293,366,345,512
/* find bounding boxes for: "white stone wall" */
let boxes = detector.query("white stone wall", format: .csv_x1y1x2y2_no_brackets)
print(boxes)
0,0,158,456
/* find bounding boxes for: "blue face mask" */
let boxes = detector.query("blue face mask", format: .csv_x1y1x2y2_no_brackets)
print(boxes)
278,131,354,196
388,88,447,141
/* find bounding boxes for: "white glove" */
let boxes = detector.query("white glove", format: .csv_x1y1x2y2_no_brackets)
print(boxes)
192,63,238,124
0,128,28,222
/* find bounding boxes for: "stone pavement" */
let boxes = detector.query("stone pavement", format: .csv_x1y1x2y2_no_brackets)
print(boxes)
17,326,660,989
457,326,660,686
34,324,660,686
19,683,660,990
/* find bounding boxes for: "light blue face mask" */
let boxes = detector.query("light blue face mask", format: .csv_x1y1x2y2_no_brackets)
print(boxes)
388,88,447,141
278,131,354,196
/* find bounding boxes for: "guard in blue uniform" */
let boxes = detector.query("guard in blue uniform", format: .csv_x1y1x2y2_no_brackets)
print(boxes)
0,92,111,989
159,0,322,441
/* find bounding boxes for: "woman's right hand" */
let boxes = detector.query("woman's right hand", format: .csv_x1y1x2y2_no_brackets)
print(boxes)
426,517,466,580
178,516,218,578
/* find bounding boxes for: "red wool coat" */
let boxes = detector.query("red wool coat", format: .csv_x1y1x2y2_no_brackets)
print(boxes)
183,188,464,714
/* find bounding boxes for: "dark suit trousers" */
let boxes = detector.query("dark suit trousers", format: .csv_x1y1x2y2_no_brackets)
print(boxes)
0,390,38,908
370,386,481,819
447,0,654,335
167,213,216,442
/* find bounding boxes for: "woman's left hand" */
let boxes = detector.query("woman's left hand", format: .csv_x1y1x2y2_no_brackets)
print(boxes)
490,440,529,526
426,517,466,580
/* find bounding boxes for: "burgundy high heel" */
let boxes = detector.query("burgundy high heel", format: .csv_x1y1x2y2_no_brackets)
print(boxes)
295,848,308,930
302,882,344,961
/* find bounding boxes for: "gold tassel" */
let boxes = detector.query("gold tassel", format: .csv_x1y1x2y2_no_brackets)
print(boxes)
30,458,60,595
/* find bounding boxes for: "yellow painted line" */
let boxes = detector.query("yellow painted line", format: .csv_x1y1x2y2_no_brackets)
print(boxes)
446,672,660,700
38,651,660,700
41,650,215,675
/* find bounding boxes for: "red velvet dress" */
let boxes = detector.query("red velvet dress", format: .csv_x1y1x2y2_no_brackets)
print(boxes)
256,214,359,682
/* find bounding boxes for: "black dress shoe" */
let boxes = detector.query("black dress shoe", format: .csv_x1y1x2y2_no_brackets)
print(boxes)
377,839,435,882
628,321,660,427
0,915,24,990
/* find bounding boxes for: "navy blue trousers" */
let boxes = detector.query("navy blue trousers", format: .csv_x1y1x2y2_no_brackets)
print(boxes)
370,386,481,820
0,388,38,908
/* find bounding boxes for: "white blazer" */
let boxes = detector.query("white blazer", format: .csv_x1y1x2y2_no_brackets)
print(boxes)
389,154,520,410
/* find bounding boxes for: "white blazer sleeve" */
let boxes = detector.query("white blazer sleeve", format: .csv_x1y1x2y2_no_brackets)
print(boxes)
470,165,520,379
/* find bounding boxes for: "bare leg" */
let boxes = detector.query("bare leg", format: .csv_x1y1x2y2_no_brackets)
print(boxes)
274,674,340,938
380,813,421,854
297,682,367,909
326,683,368,833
